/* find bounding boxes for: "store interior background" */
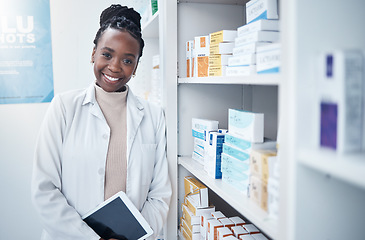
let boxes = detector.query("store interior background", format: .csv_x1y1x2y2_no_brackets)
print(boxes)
0,0,156,238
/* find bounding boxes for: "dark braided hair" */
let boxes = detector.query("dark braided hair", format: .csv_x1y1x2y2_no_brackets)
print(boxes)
93,4,144,58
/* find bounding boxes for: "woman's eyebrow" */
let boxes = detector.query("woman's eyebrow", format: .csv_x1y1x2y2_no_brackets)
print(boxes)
101,47,114,52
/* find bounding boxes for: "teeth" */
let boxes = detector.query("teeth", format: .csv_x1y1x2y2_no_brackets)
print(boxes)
104,74,119,81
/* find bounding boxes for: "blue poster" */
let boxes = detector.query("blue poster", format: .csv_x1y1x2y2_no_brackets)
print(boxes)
0,0,54,104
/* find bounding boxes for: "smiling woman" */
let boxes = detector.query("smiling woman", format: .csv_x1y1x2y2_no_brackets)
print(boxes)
31,4,172,240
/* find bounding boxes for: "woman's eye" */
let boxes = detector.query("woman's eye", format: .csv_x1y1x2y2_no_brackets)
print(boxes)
102,52,111,58
123,59,133,65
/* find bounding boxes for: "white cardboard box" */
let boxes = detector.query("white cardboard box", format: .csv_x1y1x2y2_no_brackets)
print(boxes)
246,0,279,24
235,31,280,47
256,43,281,74
237,19,279,37
228,109,264,143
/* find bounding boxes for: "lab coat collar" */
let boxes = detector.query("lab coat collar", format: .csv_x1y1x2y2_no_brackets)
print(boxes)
82,81,145,159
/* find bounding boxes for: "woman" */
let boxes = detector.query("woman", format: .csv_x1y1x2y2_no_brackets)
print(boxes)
31,4,171,240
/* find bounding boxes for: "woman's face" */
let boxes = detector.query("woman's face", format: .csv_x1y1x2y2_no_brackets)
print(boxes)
92,28,140,92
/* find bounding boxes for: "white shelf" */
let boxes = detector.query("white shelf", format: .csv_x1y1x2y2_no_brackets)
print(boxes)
178,74,281,85
298,148,365,189
141,11,159,38
178,0,246,5
179,156,278,239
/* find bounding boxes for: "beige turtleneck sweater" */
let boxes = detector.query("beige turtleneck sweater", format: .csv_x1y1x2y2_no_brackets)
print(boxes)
94,83,128,200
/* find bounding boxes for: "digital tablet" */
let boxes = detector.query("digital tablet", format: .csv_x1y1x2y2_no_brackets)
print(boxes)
82,191,153,240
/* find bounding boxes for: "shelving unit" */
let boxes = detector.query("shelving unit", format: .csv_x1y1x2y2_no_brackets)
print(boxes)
140,0,365,239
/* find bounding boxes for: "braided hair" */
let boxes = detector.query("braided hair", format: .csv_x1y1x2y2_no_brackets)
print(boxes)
93,4,145,58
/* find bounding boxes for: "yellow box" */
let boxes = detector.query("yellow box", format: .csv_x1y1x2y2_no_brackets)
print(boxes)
249,174,268,211
185,195,215,218
184,176,209,207
182,203,200,226
210,30,237,45
250,149,277,184
209,54,231,66
209,65,227,77
210,42,235,55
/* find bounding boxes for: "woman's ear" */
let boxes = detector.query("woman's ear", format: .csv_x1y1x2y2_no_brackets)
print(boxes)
91,48,96,63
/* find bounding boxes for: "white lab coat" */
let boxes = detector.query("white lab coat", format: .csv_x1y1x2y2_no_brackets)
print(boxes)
31,83,172,240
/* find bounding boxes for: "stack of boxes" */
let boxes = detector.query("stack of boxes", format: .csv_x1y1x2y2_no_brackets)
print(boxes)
180,176,271,240
209,30,237,77
192,118,219,165
249,149,278,212
227,0,280,76
222,109,264,195
181,176,215,240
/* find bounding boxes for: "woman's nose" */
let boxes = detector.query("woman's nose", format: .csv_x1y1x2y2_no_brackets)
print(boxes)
108,59,121,72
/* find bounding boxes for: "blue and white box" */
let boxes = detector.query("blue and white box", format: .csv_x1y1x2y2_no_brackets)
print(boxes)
204,132,226,179
228,109,264,143
192,118,219,141
222,143,250,162
246,0,279,24
221,153,250,174
225,132,276,153
256,43,281,74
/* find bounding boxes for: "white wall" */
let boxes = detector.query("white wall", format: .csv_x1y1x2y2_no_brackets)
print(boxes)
0,0,153,238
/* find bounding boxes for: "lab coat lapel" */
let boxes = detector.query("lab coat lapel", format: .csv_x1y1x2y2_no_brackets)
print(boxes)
127,88,144,160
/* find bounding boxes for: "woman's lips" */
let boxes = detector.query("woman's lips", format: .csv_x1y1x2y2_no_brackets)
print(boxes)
103,73,121,82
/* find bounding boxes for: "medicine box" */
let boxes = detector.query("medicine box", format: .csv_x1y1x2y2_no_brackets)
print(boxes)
204,132,225,179
209,65,227,77
249,174,268,211
228,216,246,227
193,35,210,77
182,203,200,226
208,219,224,240
246,0,279,24
181,223,200,240
231,226,249,238
221,153,250,175
222,143,250,162
185,194,215,216
250,233,269,240
210,30,237,45
235,31,280,47
223,236,239,240
318,49,364,153
226,65,257,76
211,211,226,220
210,42,235,55
233,42,269,56
186,40,193,77
237,19,279,37
218,227,234,240
182,218,200,234
192,118,219,141
228,54,256,67
224,132,276,153
219,218,235,229
209,54,231,66
228,109,264,143
240,235,255,240
242,224,260,234
184,176,209,207
201,214,214,240
192,151,204,165
250,149,277,183
256,43,281,74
